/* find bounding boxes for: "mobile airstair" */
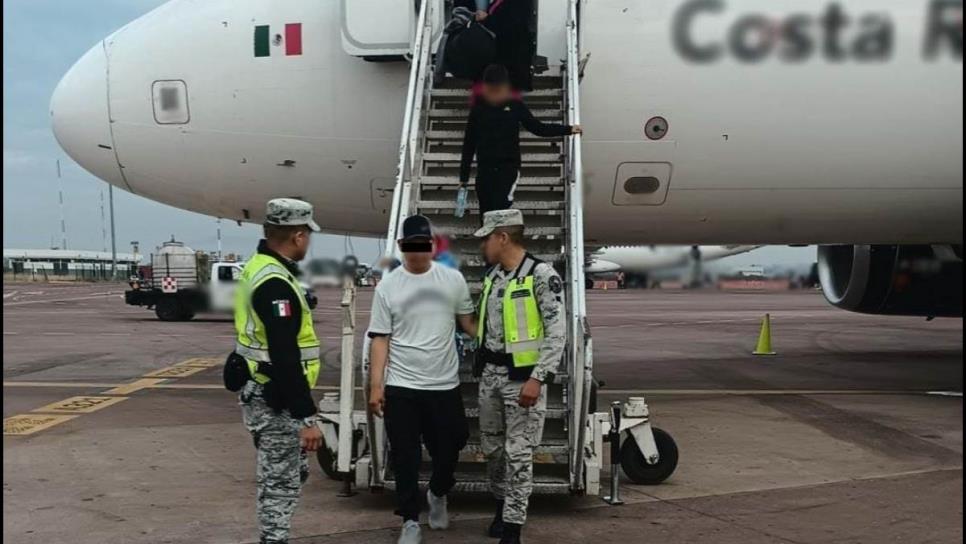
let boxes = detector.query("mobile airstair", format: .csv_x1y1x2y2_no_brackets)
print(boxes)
319,0,677,498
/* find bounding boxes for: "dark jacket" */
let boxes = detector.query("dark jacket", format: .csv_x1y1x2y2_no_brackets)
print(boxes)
460,99,572,182
251,240,317,419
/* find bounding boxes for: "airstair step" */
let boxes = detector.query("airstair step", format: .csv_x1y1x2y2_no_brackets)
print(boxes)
422,210,565,222
426,142,562,154
430,88,563,98
466,407,566,422
382,459,572,494
432,214,564,232
430,100,564,113
458,370,568,384
446,225,564,238
425,130,565,141
418,175,564,187
422,152,562,163
383,478,572,495
428,108,563,119
400,438,570,463
417,199,564,211
434,75,564,91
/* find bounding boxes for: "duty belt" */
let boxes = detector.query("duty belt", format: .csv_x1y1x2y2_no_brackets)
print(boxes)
477,347,514,368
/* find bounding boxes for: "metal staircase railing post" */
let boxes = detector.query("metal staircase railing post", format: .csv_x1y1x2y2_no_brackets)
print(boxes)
385,0,434,257
367,0,436,490
564,0,590,493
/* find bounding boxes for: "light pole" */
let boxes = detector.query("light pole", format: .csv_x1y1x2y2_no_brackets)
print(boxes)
109,184,117,280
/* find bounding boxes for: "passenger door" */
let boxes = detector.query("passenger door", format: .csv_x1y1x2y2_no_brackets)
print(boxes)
341,0,417,57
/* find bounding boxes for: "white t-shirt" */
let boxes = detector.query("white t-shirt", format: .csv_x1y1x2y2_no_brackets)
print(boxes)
368,262,475,390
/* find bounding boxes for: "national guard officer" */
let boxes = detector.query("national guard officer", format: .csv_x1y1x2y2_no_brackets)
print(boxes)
234,198,324,544
473,209,566,544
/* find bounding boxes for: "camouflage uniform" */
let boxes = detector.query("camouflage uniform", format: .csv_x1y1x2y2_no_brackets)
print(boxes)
240,380,310,544
478,259,566,525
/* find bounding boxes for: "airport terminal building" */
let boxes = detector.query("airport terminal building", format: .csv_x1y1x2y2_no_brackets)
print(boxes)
3,248,141,281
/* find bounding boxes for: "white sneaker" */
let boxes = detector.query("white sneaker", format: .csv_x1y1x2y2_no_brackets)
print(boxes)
427,489,449,530
398,520,422,544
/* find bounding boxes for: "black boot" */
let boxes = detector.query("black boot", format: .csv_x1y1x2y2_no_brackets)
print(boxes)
487,500,505,538
498,522,522,544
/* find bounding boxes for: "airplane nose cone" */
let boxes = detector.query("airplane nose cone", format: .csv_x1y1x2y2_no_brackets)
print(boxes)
50,41,126,188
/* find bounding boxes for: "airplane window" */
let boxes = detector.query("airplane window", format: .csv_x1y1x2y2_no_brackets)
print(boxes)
152,80,190,124
624,176,661,194
159,88,180,111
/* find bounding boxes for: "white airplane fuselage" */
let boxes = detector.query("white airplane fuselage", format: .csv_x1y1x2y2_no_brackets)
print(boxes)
586,245,758,274
50,0,963,246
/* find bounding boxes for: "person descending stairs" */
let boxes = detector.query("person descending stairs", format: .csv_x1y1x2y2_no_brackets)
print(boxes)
320,3,678,537
381,12,582,506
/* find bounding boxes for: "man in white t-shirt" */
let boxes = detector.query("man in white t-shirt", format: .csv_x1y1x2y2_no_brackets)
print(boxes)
367,215,476,544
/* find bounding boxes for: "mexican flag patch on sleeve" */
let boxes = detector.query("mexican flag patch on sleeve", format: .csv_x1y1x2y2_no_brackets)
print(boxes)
273,299,293,317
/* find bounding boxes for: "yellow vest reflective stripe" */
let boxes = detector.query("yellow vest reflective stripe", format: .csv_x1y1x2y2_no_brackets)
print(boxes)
234,253,321,388
476,258,544,368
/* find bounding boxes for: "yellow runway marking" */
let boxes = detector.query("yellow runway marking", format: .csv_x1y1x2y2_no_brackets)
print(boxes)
175,357,220,368
4,414,78,435
33,395,128,414
144,365,208,379
102,378,166,395
3,381,124,388
143,357,221,378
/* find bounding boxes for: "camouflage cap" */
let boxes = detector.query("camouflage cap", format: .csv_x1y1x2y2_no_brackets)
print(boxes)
265,198,321,232
474,209,524,238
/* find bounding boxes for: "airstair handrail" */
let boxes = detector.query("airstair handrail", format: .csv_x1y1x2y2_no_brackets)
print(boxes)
564,0,591,492
385,0,435,255
370,0,435,488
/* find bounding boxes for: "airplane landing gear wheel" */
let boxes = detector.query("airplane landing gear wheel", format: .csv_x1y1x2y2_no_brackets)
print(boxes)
620,427,678,485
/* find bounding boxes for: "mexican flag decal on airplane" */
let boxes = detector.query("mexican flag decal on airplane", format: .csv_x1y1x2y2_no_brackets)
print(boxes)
273,299,293,317
254,23,302,57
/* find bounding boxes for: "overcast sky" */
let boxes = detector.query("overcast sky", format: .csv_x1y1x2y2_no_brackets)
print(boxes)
2,0,813,268
2,0,383,262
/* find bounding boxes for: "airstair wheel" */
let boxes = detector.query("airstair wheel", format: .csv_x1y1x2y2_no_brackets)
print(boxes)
619,427,678,485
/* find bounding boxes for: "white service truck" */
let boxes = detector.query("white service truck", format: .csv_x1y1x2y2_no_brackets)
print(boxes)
125,240,316,321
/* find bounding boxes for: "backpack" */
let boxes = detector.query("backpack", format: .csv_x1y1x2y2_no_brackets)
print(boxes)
437,6,498,82
446,22,496,81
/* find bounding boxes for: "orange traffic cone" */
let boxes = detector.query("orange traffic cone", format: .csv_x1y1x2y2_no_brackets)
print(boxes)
753,313,777,356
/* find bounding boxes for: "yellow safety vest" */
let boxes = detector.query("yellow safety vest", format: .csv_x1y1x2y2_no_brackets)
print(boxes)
476,257,544,367
234,253,321,388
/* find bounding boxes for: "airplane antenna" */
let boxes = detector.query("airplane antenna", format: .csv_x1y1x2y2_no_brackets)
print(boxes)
100,190,108,252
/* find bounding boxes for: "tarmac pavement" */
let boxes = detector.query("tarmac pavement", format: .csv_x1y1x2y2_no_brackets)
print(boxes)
3,282,962,543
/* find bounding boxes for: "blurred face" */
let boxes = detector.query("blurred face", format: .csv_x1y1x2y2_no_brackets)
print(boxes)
481,82,512,105
398,238,435,270
480,230,510,265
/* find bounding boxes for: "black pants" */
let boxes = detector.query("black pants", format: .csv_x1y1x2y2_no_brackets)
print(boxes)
384,385,469,522
490,0,535,91
498,47,533,92
475,161,519,225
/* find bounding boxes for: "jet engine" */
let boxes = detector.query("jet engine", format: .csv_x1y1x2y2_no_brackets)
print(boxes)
817,245,963,318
